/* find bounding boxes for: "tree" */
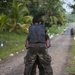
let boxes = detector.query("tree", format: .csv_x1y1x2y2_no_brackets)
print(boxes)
7,0,30,32
0,0,67,32
40,0,66,27
0,14,8,32
24,0,42,16
0,0,33,33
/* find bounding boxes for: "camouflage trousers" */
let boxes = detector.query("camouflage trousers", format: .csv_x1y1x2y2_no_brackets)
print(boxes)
24,47,53,75
30,55,46,75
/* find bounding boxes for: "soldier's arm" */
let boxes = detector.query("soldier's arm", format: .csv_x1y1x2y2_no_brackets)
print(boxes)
25,35,30,49
45,34,51,48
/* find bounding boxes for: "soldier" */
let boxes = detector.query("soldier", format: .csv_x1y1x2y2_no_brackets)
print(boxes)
24,16,53,75
30,30,51,75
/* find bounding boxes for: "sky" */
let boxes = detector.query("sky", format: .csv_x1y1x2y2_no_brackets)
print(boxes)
63,0,75,13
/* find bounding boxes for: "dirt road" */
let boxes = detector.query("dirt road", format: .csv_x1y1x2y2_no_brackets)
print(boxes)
0,23,74,75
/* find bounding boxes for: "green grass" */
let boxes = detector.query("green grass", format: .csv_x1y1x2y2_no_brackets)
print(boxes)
66,40,75,73
47,24,69,35
0,31,27,60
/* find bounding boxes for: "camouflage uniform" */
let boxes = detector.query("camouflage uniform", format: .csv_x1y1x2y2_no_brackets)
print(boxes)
24,44,53,75
30,53,46,75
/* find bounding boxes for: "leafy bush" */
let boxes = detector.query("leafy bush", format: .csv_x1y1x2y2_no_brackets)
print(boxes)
47,24,68,35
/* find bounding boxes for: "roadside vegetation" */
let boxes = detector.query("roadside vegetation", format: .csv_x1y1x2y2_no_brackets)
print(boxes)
48,24,68,35
0,32,27,60
66,40,75,74
0,24,68,60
